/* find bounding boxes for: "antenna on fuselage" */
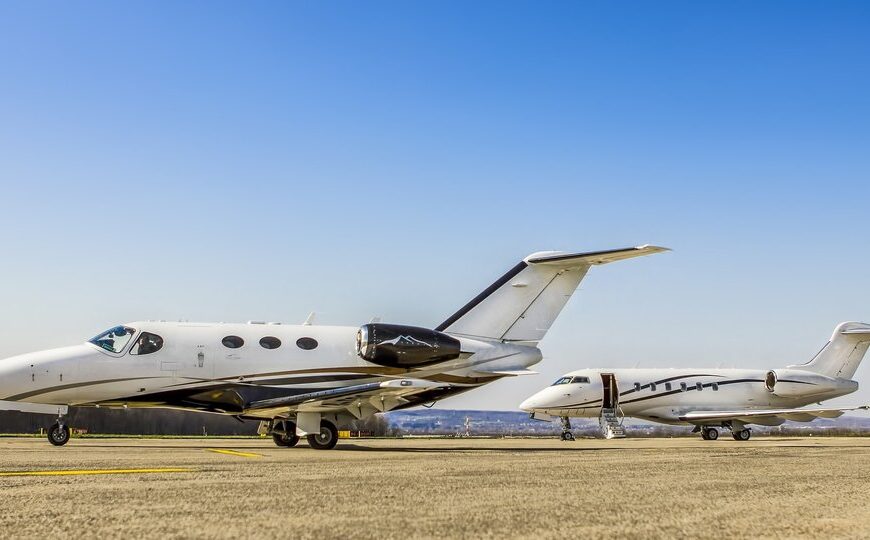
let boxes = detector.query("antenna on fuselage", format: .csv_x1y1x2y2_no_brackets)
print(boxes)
303,312,316,326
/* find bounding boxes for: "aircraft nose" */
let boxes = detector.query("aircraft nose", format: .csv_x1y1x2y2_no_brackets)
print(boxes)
520,394,541,412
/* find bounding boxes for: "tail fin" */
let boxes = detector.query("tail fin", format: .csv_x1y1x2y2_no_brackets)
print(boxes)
435,245,668,344
791,322,870,379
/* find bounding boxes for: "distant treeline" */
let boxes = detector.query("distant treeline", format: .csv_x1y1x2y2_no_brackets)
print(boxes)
0,408,391,436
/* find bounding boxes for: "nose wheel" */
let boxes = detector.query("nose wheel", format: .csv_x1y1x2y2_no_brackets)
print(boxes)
559,416,575,441
47,422,70,446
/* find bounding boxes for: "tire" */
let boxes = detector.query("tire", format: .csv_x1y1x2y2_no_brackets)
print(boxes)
307,420,338,450
732,429,751,441
703,427,718,441
272,421,299,448
561,432,575,441
48,423,70,446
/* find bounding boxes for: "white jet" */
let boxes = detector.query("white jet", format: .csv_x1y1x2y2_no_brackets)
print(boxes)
520,322,870,441
0,245,667,449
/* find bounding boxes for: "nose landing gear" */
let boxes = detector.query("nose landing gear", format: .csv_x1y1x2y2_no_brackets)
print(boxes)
559,416,575,441
47,421,70,446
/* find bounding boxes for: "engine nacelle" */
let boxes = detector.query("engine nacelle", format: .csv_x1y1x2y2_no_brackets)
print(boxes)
764,369,856,398
356,323,461,368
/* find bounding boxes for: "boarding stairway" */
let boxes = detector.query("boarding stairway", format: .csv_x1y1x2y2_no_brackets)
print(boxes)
599,407,626,439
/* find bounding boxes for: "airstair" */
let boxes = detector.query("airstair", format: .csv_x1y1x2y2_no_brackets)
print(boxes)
599,407,626,439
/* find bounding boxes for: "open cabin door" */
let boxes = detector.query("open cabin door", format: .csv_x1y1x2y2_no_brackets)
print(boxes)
601,373,619,409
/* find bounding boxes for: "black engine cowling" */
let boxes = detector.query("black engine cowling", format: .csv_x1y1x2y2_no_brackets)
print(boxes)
356,323,461,368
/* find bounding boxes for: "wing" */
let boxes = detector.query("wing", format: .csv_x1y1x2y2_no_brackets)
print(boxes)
242,378,449,418
679,405,869,425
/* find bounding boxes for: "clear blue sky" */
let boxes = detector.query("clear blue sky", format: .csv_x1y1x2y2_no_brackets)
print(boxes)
1,2,869,410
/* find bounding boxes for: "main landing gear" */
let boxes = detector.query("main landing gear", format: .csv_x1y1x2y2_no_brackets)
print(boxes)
697,425,751,441
700,427,719,441
732,429,751,441
559,416,575,441
270,418,338,450
272,420,300,448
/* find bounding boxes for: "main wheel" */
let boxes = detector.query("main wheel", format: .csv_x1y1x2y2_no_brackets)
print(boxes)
307,420,338,450
272,421,299,448
732,429,751,441
561,432,575,441
702,427,719,441
48,423,70,446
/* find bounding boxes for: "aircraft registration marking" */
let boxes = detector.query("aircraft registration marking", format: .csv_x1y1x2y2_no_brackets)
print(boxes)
206,448,263,458
0,468,194,477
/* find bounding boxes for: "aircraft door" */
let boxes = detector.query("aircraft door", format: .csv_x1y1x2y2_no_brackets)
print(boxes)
601,373,619,409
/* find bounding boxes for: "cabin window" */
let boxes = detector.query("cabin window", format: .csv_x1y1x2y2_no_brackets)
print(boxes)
650,382,657,391
696,382,703,391
89,326,136,353
665,382,672,391
680,382,687,392
130,332,164,355
633,383,641,392
712,383,719,391
296,337,318,350
259,336,281,350
222,335,244,349
570,376,590,384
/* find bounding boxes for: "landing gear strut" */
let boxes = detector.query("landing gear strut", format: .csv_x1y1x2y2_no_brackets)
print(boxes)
47,420,70,447
701,427,719,441
271,419,300,448
559,416,575,441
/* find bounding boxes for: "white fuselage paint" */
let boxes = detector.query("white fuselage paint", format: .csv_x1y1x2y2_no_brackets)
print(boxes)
0,321,542,418
520,368,858,425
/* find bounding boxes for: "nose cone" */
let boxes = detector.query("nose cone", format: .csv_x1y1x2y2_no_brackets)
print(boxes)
0,344,94,401
520,392,544,412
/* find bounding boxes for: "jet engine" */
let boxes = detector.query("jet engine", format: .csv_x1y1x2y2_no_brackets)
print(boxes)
764,369,856,398
356,323,461,368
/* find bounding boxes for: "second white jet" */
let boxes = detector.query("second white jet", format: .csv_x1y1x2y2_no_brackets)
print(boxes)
520,322,870,441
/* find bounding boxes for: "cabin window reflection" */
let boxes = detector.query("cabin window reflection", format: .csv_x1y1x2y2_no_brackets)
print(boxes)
712,383,719,391
259,336,281,350
222,336,244,349
680,382,687,392
130,332,164,355
650,382,657,391
696,382,703,391
296,337,318,350
633,383,641,392
665,382,672,391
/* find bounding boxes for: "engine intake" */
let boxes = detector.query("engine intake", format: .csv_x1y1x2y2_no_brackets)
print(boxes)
356,324,461,368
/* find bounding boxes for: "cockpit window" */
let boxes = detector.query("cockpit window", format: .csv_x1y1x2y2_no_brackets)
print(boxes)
571,376,590,384
552,376,573,385
89,326,136,353
130,332,164,355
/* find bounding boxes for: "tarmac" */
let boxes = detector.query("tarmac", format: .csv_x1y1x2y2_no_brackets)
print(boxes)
1,436,868,539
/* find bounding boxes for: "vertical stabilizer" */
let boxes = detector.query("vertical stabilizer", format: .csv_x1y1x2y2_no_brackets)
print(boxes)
435,245,668,344
791,322,870,379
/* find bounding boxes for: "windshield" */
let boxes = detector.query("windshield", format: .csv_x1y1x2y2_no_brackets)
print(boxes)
89,326,136,353
552,376,572,386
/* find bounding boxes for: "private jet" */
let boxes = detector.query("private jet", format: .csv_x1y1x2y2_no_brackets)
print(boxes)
520,322,870,441
0,245,667,448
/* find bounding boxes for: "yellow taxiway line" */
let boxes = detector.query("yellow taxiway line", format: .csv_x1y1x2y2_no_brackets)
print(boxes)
0,468,194,477
206,448,262,458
